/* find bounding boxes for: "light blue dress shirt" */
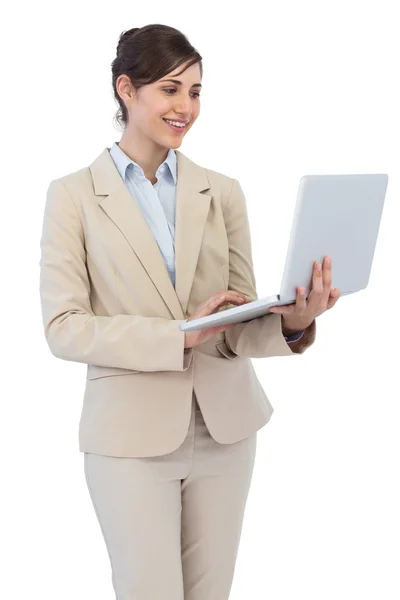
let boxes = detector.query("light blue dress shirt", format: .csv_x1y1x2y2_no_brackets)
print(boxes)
108,141,304,344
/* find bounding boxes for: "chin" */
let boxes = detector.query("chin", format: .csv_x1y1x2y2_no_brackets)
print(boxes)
168,139,184,149
158,137,183,150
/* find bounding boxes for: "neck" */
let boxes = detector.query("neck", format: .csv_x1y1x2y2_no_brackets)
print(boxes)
118,126,170,180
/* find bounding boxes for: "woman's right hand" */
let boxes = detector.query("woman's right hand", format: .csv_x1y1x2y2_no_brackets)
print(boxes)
184,290,251,349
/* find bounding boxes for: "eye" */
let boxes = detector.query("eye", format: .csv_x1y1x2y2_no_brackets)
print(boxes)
164,88,201,98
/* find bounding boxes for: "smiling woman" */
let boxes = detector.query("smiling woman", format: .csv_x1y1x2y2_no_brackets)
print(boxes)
109,24,203,180
111,24,203,134
39,21,316,600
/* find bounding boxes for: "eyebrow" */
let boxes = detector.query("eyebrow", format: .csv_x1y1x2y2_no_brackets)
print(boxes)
160,79,202,88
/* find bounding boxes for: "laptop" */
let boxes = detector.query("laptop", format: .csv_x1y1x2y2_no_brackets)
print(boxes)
180,173,389,332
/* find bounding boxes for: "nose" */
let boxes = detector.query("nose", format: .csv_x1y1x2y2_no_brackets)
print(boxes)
174,97,192,116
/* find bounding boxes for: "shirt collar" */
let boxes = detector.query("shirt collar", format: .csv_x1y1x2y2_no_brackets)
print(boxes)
109,141,177,184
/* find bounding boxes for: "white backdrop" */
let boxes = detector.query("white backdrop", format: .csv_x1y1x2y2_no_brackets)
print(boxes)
1,1,399,598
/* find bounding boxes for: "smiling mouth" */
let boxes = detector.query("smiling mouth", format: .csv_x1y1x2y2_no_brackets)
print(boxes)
162,118,188,132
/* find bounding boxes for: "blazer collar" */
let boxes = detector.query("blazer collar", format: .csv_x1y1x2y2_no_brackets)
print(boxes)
89,147,212,320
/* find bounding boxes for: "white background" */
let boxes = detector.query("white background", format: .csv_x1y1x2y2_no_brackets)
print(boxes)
1,1,399,598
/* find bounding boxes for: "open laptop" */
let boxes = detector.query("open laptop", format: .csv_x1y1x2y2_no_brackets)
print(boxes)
180,173,389,332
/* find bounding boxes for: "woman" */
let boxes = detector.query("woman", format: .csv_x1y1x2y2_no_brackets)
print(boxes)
39,23,340,600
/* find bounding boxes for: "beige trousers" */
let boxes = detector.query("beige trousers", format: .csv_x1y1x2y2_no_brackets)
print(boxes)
83,391,257,600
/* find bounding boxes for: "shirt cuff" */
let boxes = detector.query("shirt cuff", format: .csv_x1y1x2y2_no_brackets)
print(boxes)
284,329,305,343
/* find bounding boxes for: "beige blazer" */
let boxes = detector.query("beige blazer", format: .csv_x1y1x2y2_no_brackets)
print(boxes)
39,147,316,458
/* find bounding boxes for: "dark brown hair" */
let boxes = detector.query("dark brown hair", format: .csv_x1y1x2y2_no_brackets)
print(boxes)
111,24,203,130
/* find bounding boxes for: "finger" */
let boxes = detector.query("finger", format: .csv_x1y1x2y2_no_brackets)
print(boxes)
269,296,298,314
218,295,246,307
271,288,306,314
322,256,332,288
321,255,333,304
215,291,248,303
296,287,307,314
269,305,293,315
327,287,340,309
209,293,245,315
212,292,244,307
307,260,324,313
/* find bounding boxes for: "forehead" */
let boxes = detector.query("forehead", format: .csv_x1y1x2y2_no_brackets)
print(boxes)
158,62,202,84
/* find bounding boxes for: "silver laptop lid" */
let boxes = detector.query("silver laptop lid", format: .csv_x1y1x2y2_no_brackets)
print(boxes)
278,174,389,303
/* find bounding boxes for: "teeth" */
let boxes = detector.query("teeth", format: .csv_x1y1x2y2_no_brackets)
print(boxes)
165,119,186,127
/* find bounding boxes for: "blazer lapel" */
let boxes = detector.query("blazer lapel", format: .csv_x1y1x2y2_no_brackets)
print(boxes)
90,147,211,320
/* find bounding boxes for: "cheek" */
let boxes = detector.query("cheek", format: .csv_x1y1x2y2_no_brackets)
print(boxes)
155,107,171,126
155,97,172,114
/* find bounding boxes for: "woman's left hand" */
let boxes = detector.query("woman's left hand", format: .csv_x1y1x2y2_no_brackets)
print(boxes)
269,256,341,333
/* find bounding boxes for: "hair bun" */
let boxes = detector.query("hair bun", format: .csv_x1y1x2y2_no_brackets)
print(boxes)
116,28,140,56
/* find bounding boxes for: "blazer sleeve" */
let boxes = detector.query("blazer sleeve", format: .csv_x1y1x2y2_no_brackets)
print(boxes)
39,178,193,372
222,178,316,358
